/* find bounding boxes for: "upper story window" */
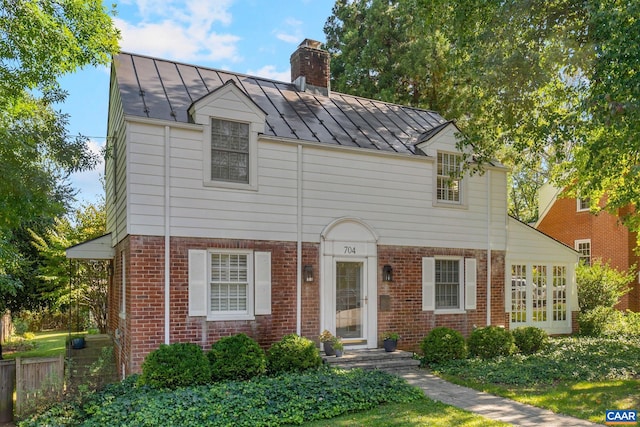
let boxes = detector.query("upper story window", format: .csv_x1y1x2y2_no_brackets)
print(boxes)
577,198,590,211
210,118,250,184
436,151,462,204
575,239,591,265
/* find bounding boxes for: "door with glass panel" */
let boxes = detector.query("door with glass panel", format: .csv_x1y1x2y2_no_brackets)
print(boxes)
335,261,366,341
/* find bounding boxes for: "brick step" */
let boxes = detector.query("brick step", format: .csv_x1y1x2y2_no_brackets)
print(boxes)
323,349,420,373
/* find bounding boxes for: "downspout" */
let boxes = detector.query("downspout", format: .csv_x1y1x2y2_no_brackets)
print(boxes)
296,144,303,335
486,170,492,326
164,126,171,344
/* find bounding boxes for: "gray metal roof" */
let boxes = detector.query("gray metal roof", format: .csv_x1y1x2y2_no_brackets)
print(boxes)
114,52,449,155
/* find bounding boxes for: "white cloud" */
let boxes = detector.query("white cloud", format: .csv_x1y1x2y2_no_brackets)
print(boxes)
246,65,290,83
274,17,304,44
114,0,241,63
69,139,106,205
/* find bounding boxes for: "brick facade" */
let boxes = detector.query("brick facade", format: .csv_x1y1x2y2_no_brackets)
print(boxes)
537,196,640,312
110,235,508,375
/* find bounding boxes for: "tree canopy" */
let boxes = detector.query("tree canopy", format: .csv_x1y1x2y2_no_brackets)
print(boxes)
0,0,119,325
325,0,640,228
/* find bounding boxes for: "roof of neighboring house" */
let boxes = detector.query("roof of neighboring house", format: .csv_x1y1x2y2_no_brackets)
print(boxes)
114,52,449,156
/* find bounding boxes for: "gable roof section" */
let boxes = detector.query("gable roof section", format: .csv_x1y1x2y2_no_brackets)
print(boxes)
114,52,448,156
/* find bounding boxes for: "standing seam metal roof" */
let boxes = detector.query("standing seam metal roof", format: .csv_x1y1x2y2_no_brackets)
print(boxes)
114,52,449,156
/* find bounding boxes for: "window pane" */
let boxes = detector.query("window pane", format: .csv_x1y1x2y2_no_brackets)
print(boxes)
435,259,459,309
210,253,248,314
437,152,461,203
211,119,250,184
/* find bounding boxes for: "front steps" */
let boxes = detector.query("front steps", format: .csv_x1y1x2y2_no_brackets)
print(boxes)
322,348,421,373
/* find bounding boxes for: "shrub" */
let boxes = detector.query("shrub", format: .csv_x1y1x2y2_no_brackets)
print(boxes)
577,259,635,312
467,326,515,359
578,306,640,338
512,326,547,355
421,327,467,364
267,334,322,374
207,333,266,381
138,343,211,389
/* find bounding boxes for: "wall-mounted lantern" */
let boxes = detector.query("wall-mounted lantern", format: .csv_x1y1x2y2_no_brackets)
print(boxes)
304,265,314,282
383,265,393,282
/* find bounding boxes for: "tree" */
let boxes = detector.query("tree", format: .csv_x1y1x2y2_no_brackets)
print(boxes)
324,0,640,232
576,259,635,313
0,0,119,358
32,202,108,333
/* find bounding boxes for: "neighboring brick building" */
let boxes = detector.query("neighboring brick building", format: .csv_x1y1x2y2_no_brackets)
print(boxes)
536,184,640,312
69,39,579,377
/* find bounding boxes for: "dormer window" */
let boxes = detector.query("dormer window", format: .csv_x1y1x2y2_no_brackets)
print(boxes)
211,118,250,184
436,151,462,204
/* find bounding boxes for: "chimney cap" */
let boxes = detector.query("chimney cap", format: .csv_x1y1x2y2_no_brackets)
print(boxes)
298,38,323,50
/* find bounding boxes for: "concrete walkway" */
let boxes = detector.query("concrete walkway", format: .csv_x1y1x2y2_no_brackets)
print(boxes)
395,370,602,426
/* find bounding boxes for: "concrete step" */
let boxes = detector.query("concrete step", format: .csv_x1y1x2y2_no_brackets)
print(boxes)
323,349,420,373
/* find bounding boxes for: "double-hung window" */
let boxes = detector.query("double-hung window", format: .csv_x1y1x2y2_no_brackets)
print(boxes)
422,257,476,312
210,118,250,184
188,249,271,321
210,252,250,314
436,151,462,204
575,239,591,266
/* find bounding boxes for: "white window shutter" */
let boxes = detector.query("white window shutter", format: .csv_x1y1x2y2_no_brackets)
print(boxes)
254,251,272,315
465,258,477,310
188,249,208,316
422,257,435,311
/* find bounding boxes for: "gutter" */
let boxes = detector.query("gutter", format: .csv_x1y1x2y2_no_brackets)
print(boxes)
164,126,171,344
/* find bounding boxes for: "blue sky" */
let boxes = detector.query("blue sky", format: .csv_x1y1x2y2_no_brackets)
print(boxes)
64,0,335,206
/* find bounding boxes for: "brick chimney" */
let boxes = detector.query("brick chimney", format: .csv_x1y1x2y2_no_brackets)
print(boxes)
290,39,330,96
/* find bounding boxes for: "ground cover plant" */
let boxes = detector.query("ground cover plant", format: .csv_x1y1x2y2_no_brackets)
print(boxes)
431,336,640,424
18,368,426,426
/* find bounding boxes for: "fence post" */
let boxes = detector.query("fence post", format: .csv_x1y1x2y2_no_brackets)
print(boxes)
0,359,16,423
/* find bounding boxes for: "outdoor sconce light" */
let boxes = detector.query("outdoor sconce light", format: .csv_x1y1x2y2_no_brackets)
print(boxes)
383,265,393,282
304,265,314,282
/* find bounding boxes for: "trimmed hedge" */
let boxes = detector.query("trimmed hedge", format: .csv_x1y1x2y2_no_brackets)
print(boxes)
467,326,515,359
208,333,266,381
512,326,547,355
138,342,211,389
267,334,322,374
421,327,467,364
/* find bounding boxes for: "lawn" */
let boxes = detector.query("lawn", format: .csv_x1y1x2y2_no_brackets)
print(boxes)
433,336,640,424
2,330,68,359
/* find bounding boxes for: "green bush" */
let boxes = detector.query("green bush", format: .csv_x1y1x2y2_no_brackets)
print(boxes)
138,343,211,389
577,259,634,312
512,326,547,355
579,306,640,338
207,334,266,381
420,327,467,365
467,326,515,359
266,334,322,374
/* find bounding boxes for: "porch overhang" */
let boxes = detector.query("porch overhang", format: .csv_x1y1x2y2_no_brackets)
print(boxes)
65,234,114,260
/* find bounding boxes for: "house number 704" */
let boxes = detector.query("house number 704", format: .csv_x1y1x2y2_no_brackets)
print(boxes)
344,246,356,254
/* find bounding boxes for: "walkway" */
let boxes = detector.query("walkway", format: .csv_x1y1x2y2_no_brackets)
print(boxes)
396,370,602,426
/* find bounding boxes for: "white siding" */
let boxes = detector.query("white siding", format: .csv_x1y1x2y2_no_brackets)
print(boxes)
105,74,128,246
122,116,508,250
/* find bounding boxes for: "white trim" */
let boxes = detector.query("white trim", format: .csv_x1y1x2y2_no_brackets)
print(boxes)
574,239,591,265
576,198,590,212
433,150,468,209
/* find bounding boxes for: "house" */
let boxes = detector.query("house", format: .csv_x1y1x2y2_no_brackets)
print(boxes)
75,39,579,376
536,184,640,312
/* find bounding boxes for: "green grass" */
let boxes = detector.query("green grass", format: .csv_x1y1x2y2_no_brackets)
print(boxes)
300,399,509,427
432,336,640,425
3,330,69,359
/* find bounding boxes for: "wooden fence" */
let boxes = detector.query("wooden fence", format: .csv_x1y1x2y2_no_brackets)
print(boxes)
14,355,65,416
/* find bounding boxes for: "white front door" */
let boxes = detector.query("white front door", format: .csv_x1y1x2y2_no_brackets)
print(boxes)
320,218,379,349
335,260,367,343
